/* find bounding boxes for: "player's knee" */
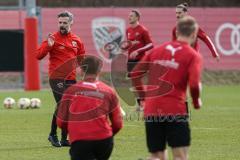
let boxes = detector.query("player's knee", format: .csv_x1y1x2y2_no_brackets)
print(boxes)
146,157,161,160
173,146,189,160
173,155,187,160
148,151,167,160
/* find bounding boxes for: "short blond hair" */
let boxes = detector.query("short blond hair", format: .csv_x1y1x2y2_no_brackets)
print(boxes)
176,16,198,37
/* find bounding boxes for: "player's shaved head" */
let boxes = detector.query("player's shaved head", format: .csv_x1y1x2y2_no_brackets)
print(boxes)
81,56,103,75
176,16,198,37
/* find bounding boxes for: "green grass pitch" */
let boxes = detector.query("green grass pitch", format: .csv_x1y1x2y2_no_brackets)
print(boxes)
0,85,240,160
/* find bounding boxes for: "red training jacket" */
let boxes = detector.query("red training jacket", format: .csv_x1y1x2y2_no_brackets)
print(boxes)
36,31,85,80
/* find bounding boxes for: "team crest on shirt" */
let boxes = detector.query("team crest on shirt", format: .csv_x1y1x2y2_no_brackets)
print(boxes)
72,41,77,47
91,17,126,63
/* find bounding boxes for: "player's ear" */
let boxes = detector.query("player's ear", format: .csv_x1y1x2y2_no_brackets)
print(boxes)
190,32,197,45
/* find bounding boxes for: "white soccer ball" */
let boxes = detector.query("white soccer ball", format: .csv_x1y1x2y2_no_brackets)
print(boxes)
17,98,31,109
3,97,15,109
30,98,41,109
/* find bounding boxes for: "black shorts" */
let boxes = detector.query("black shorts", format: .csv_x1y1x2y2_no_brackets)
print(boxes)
127,59,139,72
70,137,113,160
145,116,191,152
49,79,76,104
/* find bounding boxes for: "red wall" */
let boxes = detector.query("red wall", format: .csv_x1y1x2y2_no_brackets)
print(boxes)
0,8,239,71
0,11,25,29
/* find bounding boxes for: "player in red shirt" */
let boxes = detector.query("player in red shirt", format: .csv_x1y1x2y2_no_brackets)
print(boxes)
126,9,154,110
132,16,202,160
57,56,123,160
36,11,85,147
172,2,220,61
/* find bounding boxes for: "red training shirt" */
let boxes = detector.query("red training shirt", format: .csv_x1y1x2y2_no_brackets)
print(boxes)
56,80,123,143
132,41,203,116
126,24,153,60
36,31,85,80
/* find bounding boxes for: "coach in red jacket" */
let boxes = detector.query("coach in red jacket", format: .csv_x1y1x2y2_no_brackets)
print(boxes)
132,16,203,160
36,11,85,147
57,55,123,160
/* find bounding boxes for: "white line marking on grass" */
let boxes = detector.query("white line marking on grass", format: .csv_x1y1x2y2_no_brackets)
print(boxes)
192,127,222,130
124,124,142,127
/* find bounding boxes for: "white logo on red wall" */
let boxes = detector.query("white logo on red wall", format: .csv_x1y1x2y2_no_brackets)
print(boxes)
92,17,125,63
215,23,240,56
